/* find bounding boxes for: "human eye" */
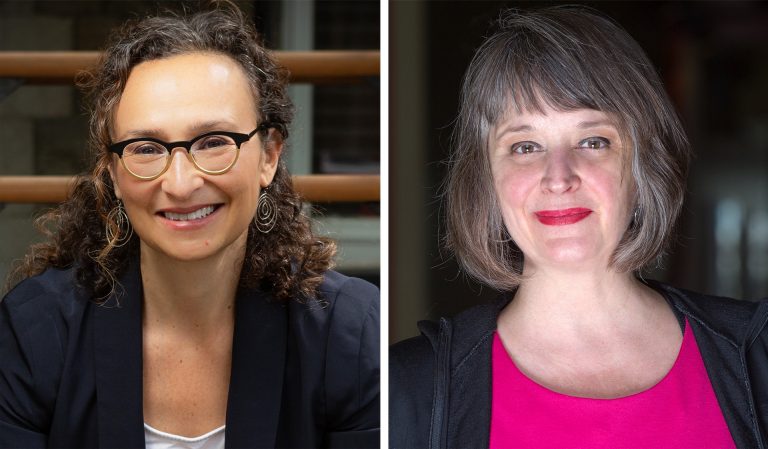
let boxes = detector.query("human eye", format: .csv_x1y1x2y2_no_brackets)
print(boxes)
196,135,235,151
578,137,611,150
510,141,542,155
124,142,166,156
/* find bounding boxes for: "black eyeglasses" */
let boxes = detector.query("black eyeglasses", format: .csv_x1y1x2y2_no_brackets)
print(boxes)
108,122,272,180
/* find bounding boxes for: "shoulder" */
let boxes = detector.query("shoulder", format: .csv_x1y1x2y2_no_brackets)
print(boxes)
318,269,379,311
291,270,379,332
653,280,760,316
0,266,89,436
649,280,763,343
390,328,437,411
314,270,379,366
4,266,80,303
288,270,379,418
1,266,92,376
1,264,91,358
313,270,379,359
390,298,506,448
390,297,507,392
391,295,508,375
2,266,90,334
284,270,378,359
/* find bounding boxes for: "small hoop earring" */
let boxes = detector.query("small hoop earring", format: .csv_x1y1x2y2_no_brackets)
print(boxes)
254,190,277,234
105,200,133,247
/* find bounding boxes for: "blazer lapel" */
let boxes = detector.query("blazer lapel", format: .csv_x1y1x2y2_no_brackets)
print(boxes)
225,288,287,448
94,260,145,448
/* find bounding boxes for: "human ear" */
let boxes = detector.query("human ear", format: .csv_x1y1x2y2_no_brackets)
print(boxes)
259,129,284,187
106,155,122,199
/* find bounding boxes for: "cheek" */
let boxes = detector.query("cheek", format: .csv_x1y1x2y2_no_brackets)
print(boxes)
596,169,630,202
224,170,262,211
493,168,536,238
494,165,536,211
115,173,150,206
590,170,633,226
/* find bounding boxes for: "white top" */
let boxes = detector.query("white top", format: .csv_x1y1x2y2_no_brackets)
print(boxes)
144,423,225,449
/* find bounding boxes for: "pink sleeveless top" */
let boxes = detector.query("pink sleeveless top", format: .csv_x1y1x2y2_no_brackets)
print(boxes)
490,321,735,448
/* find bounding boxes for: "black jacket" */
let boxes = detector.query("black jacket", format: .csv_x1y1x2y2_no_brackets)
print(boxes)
0,260,380,448
390,281,768,449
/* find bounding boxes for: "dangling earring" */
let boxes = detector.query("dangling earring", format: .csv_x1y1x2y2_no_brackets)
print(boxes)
105,200,133,247
254,189,277,233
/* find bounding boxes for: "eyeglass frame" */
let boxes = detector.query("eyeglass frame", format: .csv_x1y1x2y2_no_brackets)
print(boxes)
108,122,273,180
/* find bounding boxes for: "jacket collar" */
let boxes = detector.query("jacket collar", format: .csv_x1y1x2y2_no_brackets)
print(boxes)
647,280,759,346
93,259,287,448
427,280,762,356
94,259,145,448
225,284,287,448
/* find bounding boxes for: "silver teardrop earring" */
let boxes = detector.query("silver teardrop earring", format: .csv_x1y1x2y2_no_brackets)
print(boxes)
254,189,277,233
105,199,133,247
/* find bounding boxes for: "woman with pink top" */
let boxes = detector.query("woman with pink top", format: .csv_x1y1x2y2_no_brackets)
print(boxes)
391,6,768,448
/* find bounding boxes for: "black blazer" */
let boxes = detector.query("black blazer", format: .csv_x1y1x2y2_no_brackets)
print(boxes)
0,260,379,448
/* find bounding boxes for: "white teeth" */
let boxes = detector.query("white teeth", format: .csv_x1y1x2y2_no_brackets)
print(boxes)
163,205,215,221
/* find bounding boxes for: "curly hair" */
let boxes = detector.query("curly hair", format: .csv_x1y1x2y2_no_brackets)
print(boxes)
7,1,336,302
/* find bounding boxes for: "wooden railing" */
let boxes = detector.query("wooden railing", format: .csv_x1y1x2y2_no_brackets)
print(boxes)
0,175,379,203
0,50,380,204
0,50,379,84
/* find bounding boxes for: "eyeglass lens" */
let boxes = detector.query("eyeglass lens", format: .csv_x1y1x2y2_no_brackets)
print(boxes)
121,134,238,178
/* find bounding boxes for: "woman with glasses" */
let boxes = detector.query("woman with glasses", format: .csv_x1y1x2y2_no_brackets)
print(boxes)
0,4,378,448
391,7,768,448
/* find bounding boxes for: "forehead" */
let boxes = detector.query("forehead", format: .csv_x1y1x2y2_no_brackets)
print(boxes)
490,99,627,145
496,105,616,130
113,52,257,137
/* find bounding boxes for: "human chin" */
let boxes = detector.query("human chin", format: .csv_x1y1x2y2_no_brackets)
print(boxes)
140,229,247,263
536,236,601,266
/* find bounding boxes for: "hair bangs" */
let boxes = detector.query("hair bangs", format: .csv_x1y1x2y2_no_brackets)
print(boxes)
476,34,621,132
444,6,692,291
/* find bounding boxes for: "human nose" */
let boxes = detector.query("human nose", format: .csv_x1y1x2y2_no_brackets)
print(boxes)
541,148,580,194
160,148,204,198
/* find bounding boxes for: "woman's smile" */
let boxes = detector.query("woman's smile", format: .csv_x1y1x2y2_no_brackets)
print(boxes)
110,52,280,262
156,204,223,230
534,208,593,226
490,105,633,269
160,205,217,222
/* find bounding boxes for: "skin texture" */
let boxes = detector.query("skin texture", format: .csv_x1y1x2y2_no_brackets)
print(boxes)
492,104,683,399
110,52,279,264
108,52,282,436
490,106,633,274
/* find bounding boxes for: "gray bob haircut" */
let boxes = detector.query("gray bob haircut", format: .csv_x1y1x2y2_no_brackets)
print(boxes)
444,6,692,291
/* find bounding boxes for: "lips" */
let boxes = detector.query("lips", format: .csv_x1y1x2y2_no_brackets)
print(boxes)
534,208,592,226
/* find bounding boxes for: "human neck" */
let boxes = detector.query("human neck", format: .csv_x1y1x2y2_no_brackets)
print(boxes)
501,265,664,335
496,264,683,400
139,237,244,333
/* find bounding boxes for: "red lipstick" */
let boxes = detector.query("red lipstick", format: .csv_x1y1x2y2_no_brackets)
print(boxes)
534,208,592,226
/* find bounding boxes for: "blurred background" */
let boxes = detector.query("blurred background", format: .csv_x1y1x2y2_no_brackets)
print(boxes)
0,0,380,288
391,1,768,343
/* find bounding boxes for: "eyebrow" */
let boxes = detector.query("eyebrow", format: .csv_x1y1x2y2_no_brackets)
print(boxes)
577,120,616,129
117,120,240,141
494,124,533,139
494,119,616,140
